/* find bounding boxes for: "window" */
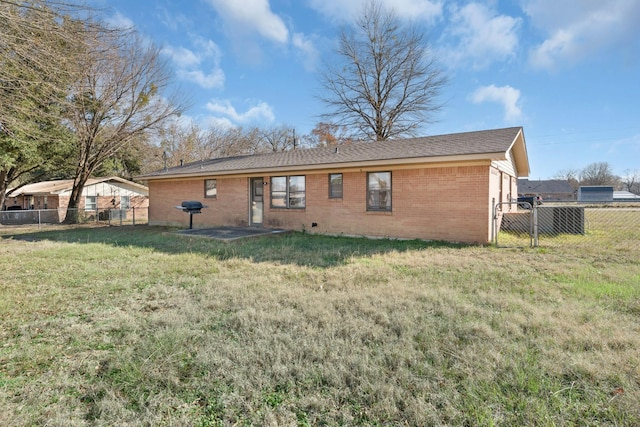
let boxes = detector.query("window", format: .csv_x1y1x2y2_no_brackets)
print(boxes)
121,196,130,209
271,176,306,209
329,173,343,198
367,172,391,211
204,179,217,199
85,196,97,210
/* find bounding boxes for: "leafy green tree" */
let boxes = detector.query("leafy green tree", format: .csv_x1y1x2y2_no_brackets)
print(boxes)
0,0,80,208
93,135,151,179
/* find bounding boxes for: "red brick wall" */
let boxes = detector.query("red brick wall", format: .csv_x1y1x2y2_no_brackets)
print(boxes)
149,177,248,228
149,163,497,243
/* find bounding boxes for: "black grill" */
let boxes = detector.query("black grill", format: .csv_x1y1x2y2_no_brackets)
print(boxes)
176,200,207,228
181,200,204,213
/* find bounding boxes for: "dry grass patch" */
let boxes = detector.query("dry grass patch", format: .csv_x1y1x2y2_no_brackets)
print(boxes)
0,226,639,426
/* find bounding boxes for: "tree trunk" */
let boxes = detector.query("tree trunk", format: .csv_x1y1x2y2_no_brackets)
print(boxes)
0,171,8,212
63,172,91,223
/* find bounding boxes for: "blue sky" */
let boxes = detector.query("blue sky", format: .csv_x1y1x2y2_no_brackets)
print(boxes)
96,0,640,179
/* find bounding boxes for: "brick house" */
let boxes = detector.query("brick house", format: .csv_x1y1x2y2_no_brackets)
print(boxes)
4,176,149,214
139,127,530,244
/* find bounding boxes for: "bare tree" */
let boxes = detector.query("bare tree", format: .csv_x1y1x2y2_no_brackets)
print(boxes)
258,126,297,152
621,169,640,194
64,27,187,221
211,127,264,158
201,126,237,159
157,120,207,167
153,122,303,173
579,162,619,187
320,0,447,141
305,122,353,147
554,168,580,190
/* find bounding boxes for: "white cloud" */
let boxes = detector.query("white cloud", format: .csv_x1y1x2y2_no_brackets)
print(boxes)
471,85,522,122
205,99,275,124
391,0,443,22
204,0,321,70
194,37,223,58
524,0,640,70
441,3,520,69
178,69,225,89
308,0,443,23
204,116,236,130
162,39,225,89
162,46,201,68
292,32,319,71
206,0,288,43
156,6,191,32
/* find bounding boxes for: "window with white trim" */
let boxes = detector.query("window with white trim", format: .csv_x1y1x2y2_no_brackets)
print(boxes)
271,176,306,209
329,173,343,198
85,196,97,210
367,172,391,211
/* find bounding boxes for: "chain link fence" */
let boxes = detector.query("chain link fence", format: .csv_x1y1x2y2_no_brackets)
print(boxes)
495,201,640,253
0,207,148,227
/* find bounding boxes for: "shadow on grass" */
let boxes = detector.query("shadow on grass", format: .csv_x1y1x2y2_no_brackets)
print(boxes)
0,225,467,268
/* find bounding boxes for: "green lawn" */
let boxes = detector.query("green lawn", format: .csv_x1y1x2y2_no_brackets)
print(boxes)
1,225,639,426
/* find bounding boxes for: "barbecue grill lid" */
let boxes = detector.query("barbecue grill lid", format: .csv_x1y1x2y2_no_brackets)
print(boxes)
181,200,204,210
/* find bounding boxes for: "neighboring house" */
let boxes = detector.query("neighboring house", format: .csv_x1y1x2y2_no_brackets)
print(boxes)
138,127,530,244
578,186,614,202
614,190,640,201
4,176,149,213
139,127,529,243
517,178,576,201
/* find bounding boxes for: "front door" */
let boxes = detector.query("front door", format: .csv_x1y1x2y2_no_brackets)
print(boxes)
250,178,263,226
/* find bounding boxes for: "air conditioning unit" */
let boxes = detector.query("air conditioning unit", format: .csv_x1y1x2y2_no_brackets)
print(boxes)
538,206,584,235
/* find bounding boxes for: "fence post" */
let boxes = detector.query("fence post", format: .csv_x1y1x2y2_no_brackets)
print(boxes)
132,207,136,226
492,198,498,246
532,203,539,247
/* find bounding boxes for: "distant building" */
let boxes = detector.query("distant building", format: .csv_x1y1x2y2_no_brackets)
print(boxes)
4,176,148,211
517,178,575,201
613,190,640,201
578,186,614,202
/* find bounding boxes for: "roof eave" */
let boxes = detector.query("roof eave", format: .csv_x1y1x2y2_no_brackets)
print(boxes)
507,128,530,177
138,152,506,181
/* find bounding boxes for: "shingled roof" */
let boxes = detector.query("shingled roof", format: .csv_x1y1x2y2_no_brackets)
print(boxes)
518,179,574,194
140,127,529,180
7,177,148,196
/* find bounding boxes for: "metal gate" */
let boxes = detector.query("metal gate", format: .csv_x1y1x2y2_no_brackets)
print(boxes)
493,201,537,247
